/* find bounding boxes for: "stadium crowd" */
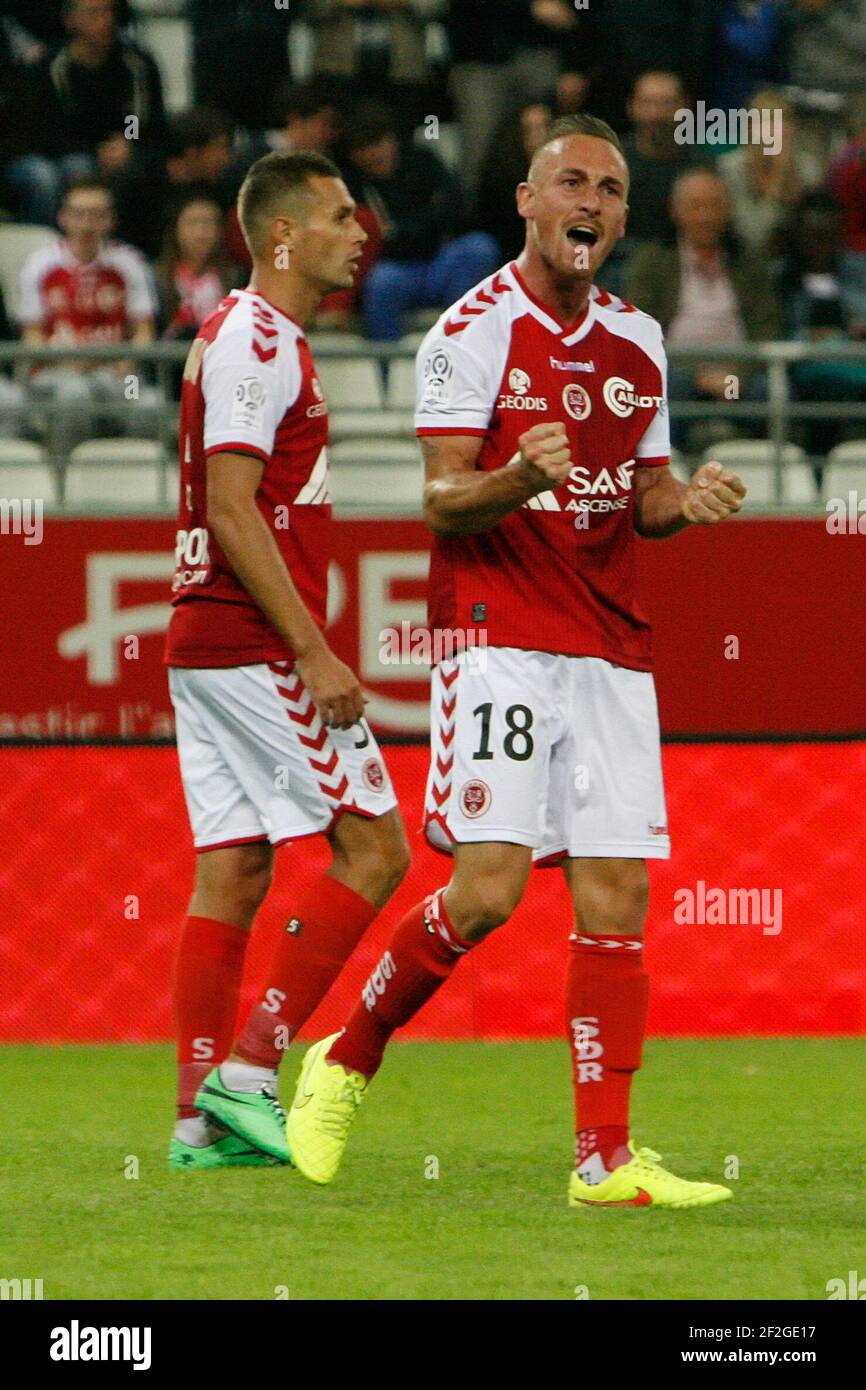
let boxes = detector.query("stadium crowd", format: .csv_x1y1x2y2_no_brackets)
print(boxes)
3,0,866,459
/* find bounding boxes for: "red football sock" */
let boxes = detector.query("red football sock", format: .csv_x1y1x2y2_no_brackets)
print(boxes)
566,931,649,1174
173,915,249,1119
234,875,378,1068
329,888,471,1079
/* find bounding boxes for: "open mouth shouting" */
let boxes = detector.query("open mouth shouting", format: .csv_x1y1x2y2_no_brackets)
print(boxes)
566,223,600,253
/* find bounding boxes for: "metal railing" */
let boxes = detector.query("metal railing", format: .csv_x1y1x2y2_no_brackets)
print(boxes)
2,338,866,513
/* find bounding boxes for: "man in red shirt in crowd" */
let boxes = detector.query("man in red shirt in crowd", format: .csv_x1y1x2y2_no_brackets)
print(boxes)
18,175,159,448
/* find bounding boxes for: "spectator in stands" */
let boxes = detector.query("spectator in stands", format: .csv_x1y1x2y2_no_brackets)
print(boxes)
186,0,290,134
788,0,866,100
554,70,592,119
623,72,707,245
5,0,166,227
477,100,554,262
599,70,707,295
778,188,866,458
155,195,237,341
0,283,25,439
16,175,160,449
625,168,780,450
0,38,62,224
342,102,499,340
826,95,866,324
446,0,580,201
264,81,341,159
304,0,445,141
708,1,790,111
577,0,715,133
717,90,822,256
114,107,236,260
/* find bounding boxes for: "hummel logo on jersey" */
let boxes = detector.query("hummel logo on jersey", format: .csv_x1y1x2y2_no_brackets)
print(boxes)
550,356,595,372
603,376,666,418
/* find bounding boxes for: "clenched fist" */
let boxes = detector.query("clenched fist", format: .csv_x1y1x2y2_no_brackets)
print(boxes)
516,421,573,496
682,461,747,524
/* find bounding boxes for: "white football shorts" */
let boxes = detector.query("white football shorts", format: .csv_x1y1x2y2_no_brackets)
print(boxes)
169,660,397,850
424,647,670,861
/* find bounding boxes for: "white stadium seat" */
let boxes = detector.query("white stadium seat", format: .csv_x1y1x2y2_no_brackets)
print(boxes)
134,11,192,112
330,440,423,515
0,440,58,508
315,357,383,410
668,448,691,483
385,358,417,410
823,442,866,499
65,438,171,509
328,408,412,440
701,440,814,505
0,224,56,319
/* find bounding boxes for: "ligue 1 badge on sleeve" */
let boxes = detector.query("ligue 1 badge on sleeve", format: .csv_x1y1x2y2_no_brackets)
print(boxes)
423,348,453,404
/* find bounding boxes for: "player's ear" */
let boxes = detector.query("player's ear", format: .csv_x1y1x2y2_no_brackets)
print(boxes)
271,214,296,258
516,181,534,221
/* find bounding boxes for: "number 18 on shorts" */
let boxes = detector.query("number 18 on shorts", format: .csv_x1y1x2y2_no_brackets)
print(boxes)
423,646,670,863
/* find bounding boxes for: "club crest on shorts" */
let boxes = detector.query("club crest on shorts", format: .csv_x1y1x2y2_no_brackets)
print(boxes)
562,383,592,420
460,779,491,818
362,757,385,792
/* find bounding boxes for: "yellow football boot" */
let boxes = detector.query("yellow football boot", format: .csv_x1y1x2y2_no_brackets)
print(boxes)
286,1032,367,1185
568,1142,733,1209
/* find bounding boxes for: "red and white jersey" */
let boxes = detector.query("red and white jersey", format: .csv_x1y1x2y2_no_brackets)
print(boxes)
165,287,331,667
415,263,670,671
17,237,155,343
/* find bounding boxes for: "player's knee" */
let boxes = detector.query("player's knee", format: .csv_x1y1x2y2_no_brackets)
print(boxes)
580,859,648,934
219,853,273,919
454,874,525,943
371,829,411,899
332,813,410,905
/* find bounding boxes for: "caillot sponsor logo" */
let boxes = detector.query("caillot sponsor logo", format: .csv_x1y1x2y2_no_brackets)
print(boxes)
603,376,665,418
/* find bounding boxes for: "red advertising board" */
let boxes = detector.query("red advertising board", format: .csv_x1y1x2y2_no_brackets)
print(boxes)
1,741,864,1042
1,516,864,737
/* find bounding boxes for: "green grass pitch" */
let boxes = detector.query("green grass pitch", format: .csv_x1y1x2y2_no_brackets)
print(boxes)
2,1039,862,1301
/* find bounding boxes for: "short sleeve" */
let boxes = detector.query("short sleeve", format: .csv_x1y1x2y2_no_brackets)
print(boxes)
123,252,157,321
414,333,494,436
634,335,671,464
202,329,298,463
17,251,45,327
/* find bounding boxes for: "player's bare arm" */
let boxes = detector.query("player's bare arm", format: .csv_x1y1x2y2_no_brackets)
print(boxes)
633,461,747,539
422,423,573,535
207,449,365,727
